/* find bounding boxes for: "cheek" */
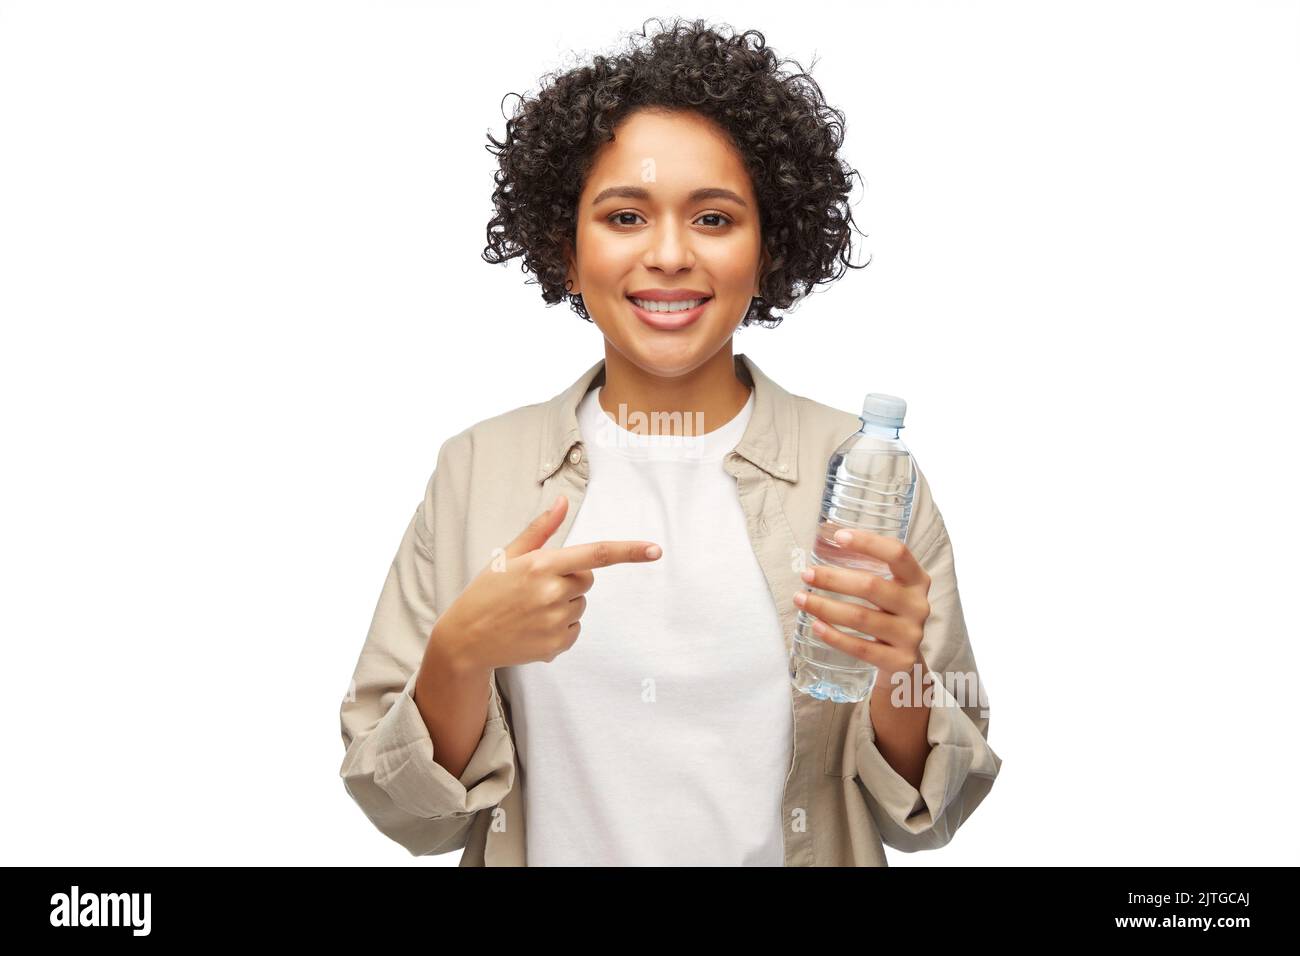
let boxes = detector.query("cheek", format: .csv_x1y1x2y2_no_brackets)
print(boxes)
576,232,635,289
705,238,762,293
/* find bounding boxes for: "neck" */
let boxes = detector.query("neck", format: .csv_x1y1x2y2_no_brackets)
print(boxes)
596,344,753,436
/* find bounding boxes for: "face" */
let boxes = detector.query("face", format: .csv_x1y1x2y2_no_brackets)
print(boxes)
565,108,769,377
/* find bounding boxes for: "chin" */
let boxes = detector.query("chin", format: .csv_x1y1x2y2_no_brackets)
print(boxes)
619,331,731,378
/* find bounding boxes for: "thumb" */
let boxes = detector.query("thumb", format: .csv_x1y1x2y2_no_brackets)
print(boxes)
503,494,568,560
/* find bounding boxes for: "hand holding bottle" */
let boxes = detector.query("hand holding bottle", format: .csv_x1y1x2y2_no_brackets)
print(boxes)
793,527,932,685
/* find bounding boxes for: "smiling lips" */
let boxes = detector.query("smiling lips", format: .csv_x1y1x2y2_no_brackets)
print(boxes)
626,293,713,330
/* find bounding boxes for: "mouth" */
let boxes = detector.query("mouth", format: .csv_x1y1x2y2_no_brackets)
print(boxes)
625,295,713,331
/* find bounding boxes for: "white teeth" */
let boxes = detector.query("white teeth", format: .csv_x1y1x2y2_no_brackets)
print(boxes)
630,297,707,313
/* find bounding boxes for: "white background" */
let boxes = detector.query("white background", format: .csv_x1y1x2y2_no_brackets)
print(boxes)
2,0,1296,866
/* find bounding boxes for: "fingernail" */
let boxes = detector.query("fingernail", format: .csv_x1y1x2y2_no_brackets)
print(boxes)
835,529,852,544
645,544,662,559
800,568,815,582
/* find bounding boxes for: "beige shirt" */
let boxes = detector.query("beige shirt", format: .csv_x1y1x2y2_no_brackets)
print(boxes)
338,352,1003,865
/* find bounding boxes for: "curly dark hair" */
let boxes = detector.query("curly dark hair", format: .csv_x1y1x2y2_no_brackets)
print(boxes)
481,16,867,329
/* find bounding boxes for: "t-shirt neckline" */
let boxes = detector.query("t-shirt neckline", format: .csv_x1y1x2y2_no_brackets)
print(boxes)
579,385,754,461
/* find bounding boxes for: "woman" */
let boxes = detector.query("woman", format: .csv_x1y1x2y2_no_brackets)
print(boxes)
339,17,1001,866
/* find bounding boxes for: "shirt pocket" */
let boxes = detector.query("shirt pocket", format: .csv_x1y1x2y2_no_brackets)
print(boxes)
822,698,857,777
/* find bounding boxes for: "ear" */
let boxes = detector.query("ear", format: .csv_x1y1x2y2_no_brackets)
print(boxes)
753,246,771,296
563,239,581,296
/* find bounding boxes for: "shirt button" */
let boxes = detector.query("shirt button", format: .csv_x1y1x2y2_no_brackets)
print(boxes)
569,448,583,465
778,463,788,472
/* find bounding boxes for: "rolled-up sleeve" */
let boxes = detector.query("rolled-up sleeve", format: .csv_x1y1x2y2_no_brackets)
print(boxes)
852,470,1002,853
338,448,517,857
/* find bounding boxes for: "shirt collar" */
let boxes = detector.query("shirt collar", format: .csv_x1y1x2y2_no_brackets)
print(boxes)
537,352,800,485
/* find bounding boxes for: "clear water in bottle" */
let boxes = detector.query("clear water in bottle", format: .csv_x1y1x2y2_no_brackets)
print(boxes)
791,393,916,703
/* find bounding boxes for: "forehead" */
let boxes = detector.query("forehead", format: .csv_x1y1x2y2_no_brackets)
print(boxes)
582,109,753,200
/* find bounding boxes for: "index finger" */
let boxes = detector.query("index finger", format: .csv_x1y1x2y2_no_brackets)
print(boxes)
831,527,925,586
541,540,663,575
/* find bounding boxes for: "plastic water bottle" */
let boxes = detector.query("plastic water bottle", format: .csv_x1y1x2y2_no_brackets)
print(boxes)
791,393,916,703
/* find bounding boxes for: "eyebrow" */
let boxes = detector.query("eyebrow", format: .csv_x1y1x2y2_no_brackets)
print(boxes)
590,185,749,208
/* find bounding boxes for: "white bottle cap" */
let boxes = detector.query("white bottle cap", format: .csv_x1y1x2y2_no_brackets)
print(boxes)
862,392,906,428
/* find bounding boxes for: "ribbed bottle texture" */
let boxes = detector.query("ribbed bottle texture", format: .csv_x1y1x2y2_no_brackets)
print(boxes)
791,393,916,703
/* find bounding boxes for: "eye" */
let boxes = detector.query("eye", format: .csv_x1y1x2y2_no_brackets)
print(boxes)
607,211,645,227
604,211,735,228
695,212,733,228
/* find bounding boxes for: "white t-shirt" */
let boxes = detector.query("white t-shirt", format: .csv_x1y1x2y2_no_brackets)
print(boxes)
497,384,794,866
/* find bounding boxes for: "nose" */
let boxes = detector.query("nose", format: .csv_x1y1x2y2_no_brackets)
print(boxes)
641,219,695,274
